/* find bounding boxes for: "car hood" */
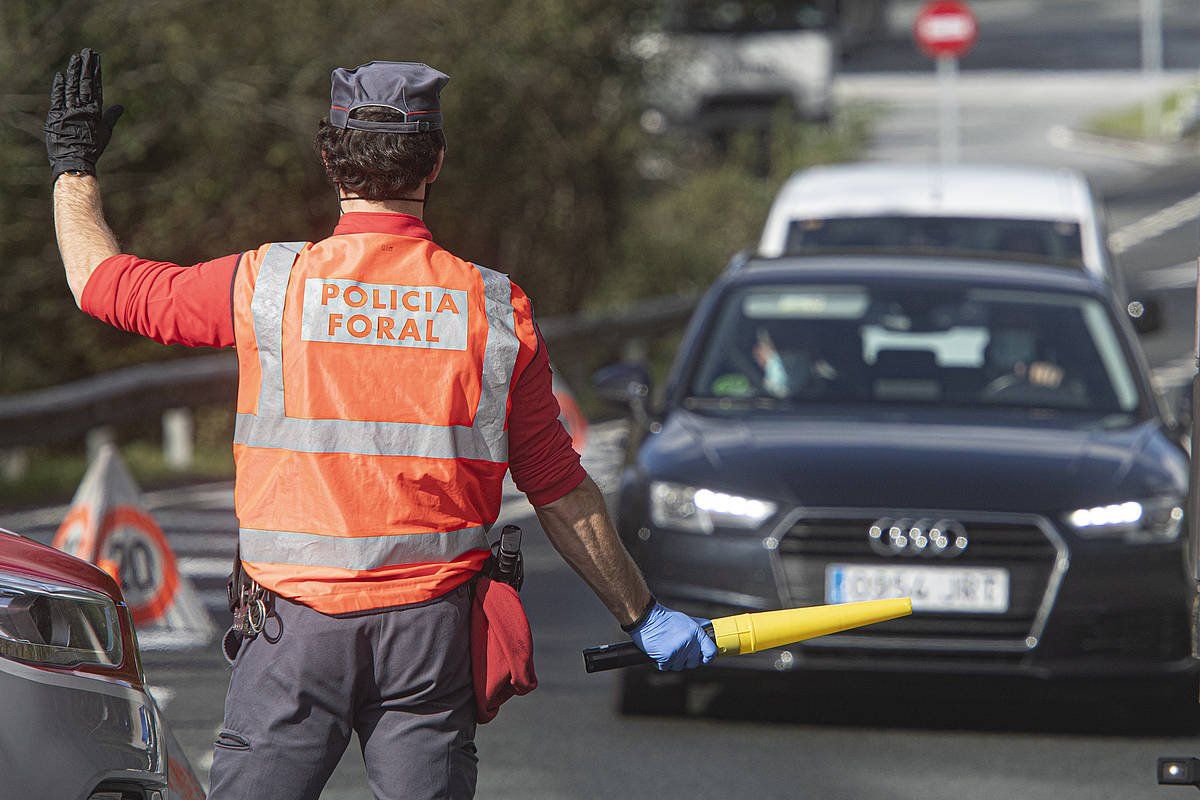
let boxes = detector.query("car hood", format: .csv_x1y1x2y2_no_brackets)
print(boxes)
641,409,1186,514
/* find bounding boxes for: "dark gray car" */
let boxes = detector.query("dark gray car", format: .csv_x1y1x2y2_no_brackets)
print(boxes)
598,255,1191,713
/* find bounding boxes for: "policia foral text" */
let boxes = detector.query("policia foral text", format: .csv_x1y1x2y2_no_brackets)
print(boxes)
47,51,717,799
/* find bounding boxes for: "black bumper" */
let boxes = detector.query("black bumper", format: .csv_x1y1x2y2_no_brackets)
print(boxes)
626,520,1196,680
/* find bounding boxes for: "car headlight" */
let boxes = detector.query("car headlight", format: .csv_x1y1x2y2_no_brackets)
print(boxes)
650,482,777,533
0,572,123,668
1065,499,1184,544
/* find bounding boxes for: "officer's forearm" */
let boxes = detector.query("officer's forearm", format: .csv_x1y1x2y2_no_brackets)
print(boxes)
53,174,120,307
535,475,653,627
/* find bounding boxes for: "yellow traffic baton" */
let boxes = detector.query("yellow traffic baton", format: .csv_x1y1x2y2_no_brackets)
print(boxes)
583,598,913,672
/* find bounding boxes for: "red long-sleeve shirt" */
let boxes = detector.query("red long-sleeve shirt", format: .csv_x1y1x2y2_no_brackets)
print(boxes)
81,212,586,506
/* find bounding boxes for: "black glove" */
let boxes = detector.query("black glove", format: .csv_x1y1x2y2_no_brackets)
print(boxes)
45,48,124,181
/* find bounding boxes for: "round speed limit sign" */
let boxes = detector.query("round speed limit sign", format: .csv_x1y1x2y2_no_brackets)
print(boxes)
98,507,180,625
52,506,95,560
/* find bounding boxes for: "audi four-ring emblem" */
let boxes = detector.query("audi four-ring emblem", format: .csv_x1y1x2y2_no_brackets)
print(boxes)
868,518,968,558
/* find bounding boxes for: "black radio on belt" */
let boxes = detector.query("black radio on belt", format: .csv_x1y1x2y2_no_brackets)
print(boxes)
484,524,524,592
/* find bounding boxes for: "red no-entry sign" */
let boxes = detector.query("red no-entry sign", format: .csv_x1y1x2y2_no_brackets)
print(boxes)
914,1,978,60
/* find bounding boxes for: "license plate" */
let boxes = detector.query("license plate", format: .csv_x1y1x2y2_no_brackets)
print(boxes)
825,563,1010,614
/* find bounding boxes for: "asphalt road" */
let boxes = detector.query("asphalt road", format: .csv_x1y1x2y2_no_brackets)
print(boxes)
10,460,1198,800
16,473,1197,800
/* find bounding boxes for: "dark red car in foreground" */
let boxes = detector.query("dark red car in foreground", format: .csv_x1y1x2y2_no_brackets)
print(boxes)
0,529,204,800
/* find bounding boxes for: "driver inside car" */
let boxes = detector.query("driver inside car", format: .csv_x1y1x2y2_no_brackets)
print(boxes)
708,325,840,400
982,325,1069,400
751,327,839,399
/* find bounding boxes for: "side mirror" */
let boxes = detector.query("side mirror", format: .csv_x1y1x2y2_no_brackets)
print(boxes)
1128,297,1163,335
592,362,651,421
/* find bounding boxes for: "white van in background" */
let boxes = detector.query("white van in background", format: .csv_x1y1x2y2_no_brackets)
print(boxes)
758,162,1124,297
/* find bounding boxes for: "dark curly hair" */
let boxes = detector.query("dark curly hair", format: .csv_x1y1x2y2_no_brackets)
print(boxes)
315,107,446,200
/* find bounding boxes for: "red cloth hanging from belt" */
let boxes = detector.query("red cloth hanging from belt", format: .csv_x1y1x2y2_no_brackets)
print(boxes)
470,576,537,723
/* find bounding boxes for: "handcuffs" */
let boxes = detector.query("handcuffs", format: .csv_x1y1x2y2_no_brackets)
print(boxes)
232,576,271,637
222,546,275,663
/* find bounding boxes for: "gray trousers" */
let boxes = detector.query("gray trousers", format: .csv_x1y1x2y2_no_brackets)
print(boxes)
207,585,478,800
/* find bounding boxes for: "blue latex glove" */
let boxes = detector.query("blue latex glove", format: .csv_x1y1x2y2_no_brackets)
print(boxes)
629,603,718,671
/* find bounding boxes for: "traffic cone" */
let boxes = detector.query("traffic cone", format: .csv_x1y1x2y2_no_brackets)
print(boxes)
52,444,215,650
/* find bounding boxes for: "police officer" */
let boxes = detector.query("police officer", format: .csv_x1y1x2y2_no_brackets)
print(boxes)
47,50,716,799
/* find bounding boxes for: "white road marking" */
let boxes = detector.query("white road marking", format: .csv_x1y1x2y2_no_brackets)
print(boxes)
1153,355,1196,391
166,534,237,557
1141,260,1197,291
142,483,234,510
1109,191,1200,254
138,629,215,651
152,509,238,527
1047,125,1181,168
177,556,236,579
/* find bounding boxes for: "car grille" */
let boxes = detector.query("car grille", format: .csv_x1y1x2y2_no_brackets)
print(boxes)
776,512,1061,652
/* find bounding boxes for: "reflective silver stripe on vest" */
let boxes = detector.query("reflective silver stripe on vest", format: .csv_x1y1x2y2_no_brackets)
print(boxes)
234,414,499,460
250,242,305,416
235,249,519,463
473,264,521,459
238,525,491,570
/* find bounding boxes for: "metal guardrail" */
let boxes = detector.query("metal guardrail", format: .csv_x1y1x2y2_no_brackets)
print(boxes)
0,292,700,449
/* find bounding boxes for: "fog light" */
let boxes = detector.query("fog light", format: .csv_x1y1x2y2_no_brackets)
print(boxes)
1158,756,1200,786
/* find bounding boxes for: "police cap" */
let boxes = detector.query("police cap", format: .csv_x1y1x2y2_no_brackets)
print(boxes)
329,61,449,134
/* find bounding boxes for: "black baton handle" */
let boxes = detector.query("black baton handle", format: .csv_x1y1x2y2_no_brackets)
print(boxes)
583,623,716,673
583,641,651,672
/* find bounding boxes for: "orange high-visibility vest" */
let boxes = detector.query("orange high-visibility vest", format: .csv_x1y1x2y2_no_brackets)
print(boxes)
232,234,538,614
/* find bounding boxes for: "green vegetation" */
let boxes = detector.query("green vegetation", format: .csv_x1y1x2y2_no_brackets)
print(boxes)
0,0,653,393
0,406,236,507
0,1,869,392
577,106,871,415
0,441,234,510
1083,85,1200,141
601,107,873,306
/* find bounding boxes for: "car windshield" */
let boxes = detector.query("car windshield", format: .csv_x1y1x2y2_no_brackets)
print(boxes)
687,283,1142,416
665,0,828,33
784,216,1085,266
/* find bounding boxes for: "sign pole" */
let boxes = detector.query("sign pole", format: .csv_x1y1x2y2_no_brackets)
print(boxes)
1187,225,1200,670
1141,0,1164,137
1191,226,1200,592
937,55,960,164
914,2,976,161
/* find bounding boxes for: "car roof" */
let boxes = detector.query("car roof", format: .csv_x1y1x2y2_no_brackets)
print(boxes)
769,162,1092,219
724,253,1110,296
758,163,1096,257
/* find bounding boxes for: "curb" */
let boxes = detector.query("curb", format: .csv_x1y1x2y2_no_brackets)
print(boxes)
1048,125,1197,167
